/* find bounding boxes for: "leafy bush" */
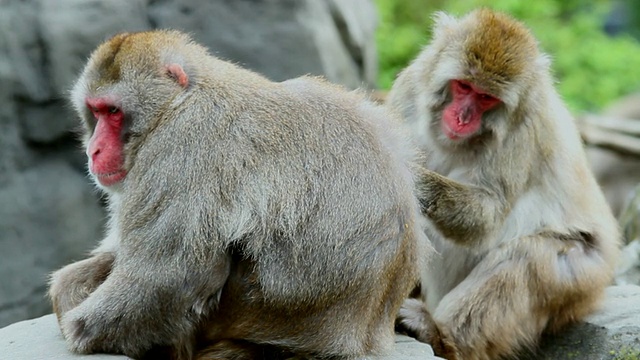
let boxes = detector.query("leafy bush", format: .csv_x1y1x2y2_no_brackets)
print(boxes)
375,0,640,112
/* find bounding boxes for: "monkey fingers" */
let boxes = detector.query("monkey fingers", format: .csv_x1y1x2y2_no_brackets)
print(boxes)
49,252,114,321
397,298,460,360
59,255,228,358
418,170,504,247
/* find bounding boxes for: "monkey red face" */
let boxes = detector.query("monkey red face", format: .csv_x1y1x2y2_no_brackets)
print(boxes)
441,80,501,140
85,97,127,187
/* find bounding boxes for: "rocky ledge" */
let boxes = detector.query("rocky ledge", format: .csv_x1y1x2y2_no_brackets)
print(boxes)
1,285,638,360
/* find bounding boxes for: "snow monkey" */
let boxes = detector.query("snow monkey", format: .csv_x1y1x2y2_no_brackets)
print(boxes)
48,30,429,360
387,9,620,360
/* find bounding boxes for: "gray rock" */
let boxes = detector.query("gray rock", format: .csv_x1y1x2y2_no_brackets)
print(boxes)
619,185,640,243
38,0,151,96
3,286,639,360
1,1,51,102
0,0,378,327
0,315,440,360
600,165,640,285
375,335,443,360
587,146,640,219
524,285,640,359
0,161,105,327
147,0,378,88
616,240,640,288
17,102,77,144
0,108,25,187
588,92,640,221
0,314,126,360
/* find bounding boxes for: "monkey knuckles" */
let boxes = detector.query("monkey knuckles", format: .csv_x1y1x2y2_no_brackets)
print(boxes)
61,305,124,355
49,266,97,319
60,311,94,353
398,298,428,331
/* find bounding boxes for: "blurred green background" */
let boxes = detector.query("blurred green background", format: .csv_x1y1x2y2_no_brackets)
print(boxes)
375,0,640,112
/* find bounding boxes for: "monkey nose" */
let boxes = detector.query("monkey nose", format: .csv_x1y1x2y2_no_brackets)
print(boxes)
458,115,470,125
458,108,473,125
90,148,101,163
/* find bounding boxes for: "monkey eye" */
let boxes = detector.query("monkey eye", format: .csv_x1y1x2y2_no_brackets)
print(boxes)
452,80,472,94
108,106,120,114
477,93,500,108
458,82,471,91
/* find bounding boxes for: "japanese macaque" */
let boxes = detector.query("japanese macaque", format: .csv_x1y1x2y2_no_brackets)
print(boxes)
387,9,621,360
48,30,429,360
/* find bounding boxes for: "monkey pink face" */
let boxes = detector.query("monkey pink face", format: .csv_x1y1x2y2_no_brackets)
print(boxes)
85,97,127,187
441,80,501,140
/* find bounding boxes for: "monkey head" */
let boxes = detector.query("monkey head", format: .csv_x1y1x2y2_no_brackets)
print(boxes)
71,31,193,191
416,9,550,149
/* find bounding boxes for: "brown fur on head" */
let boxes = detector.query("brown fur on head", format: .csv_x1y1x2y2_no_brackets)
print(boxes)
462,9,539,94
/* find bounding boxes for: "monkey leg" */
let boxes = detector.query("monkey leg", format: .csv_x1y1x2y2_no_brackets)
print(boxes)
196,340,300,360
401,233,611,360
48,252,114,321
59,252,231,358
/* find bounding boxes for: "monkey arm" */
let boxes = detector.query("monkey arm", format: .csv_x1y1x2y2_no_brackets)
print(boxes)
49,226,119,321
59,242,232,358
49,252,115,321
417,168,509,247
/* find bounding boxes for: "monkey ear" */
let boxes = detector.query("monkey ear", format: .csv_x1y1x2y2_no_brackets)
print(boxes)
166,63,189,88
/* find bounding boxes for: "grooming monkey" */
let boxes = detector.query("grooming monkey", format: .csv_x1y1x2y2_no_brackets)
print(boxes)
48,30,429,360
387,9,620,360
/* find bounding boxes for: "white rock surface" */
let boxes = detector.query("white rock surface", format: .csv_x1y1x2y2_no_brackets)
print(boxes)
617,240,640,286
2,286,639,360
526,285,640,359
0,315,441,360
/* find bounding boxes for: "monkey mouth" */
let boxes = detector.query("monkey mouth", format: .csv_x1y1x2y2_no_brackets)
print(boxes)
441,122,468,141
94,170,127,187
441,118,481,141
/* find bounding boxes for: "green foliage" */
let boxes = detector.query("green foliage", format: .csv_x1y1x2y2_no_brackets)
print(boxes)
610,346,640,360
375,0,640,112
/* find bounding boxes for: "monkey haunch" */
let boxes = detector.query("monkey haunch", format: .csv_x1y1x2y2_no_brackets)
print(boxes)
48,30,427,360
387,9,621,360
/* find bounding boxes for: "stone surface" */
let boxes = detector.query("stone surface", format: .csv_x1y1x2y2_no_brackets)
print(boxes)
619,184,640,245
146,0,378,88
2,286,639,359
0,161,105,327
587,147,640,219
524,285,640,359
587,92,640,220
617,240,640,286
0,315,442,360
585,91,640,287
1,314,126,360
0,0,378,328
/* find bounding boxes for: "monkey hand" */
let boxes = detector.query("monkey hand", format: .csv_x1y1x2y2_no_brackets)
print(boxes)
398,298,461,360
417,169,503,247
49,253,114,321
57,273,169,359
60,301,109,354
397,298,436,343
415,168,455,218
59,293,153,357
58,270,202,358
